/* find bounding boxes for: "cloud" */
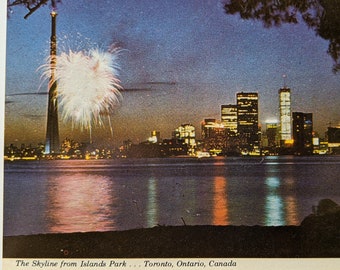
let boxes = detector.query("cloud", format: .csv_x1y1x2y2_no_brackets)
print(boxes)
5,100,15,104
121,87,152,92
23,114,45,120
144,81,177,86
6,92,48,96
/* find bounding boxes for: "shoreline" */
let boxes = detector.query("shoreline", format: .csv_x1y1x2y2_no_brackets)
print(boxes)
3,225,303,258
3,223,339,258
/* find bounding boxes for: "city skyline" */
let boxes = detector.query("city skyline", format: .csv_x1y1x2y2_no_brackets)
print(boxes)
3,88,335,149
4,0,340,147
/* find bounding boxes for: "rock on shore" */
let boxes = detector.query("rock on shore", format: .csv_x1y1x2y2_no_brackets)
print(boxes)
3,199,340,258
300,199,340,257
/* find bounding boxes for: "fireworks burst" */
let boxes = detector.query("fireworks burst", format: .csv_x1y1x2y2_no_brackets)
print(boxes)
40,47,123,136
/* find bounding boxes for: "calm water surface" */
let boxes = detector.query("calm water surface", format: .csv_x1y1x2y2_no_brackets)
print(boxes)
4,156,340,236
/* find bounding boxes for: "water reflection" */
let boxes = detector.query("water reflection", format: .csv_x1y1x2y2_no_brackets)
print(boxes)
264,158,299,226
285,195,298,225
265,177,284,226
284,177,298,225
146,177,158,227
213,176,229,225
46,173,116,233
7,157,331,236
180,178,198,225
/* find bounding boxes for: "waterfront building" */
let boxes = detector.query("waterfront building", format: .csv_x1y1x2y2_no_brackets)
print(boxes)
327,126,340,154
279,87,292,143
221,104,238,134
147,130,161,143
173,124,196,147
173,124,196,154
265,121,280,148
201,119,226,154
201,119,217,139
162,138,189,156
236,92,260,154
220,104,240,155
292,112,313,155
262,120,280,155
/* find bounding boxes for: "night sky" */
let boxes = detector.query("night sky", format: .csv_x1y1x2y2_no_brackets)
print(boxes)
4,0,340,147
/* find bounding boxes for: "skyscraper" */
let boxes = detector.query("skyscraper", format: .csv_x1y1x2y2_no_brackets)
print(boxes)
221,104,238,134
236,92,260,153
279,87,292,142
292,112,313,155
45,10,60,154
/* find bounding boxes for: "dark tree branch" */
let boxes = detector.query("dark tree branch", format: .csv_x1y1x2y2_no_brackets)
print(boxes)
7,0,60,19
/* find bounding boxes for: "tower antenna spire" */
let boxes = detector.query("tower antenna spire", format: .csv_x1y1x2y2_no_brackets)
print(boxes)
8,1,61,154
282,74,287,88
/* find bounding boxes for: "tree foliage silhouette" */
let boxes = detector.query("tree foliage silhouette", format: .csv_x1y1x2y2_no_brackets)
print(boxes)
223,0,340,72
7,0,61,18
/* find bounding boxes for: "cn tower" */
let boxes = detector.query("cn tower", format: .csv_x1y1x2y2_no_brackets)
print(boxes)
45,10,60,154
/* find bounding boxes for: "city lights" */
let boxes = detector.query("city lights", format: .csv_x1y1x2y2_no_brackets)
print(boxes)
4,85,340,160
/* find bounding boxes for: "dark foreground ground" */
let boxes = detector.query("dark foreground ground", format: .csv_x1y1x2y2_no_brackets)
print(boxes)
3,200,340,258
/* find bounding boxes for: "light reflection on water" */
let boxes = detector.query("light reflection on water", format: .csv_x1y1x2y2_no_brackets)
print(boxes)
213,176,228,225
264,159,299,226
285,195,298,225
265,177,284,226
46,173,117,233
4,156,340,236
146,177,158,227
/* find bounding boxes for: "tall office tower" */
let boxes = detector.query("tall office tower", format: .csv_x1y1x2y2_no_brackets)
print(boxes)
279,87,292,142
292,112,313,155
236,92,260,153
45,10,60,154
221,104,238,134
174,124,196,148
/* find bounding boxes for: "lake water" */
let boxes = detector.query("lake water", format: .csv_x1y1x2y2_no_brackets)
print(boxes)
3,156,340,236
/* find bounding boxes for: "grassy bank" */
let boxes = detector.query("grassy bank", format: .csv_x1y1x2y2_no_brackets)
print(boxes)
4,225,303,258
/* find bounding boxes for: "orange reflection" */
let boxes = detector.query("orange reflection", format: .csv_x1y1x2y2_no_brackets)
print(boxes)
46,173,116,233
285,195,298,225
213,176,229,225
284,177,298,225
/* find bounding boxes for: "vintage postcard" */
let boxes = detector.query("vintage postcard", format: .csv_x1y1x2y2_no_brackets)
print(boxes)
2,1,340,269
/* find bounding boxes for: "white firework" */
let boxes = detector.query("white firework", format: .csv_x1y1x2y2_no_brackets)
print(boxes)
41,47,122,135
